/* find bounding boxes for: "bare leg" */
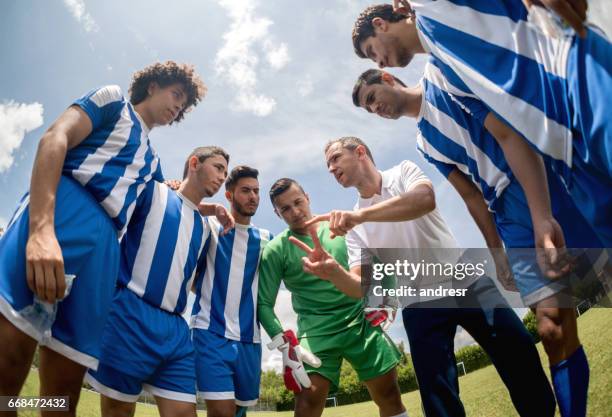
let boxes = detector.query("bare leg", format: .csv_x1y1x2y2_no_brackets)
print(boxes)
294,374,330,417
363,367,406,417
39,346,86,417
0,315,37,417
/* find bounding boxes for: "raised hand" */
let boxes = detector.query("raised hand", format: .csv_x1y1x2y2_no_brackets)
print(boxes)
164,179,181,190
214,204,235,235
288,227,345,281
304,210,363,238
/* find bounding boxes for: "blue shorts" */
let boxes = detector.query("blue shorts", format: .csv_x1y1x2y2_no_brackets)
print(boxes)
566,26,612,246
86,287,196,403
0,176,119,369
494,177,601,305
192,328,261,406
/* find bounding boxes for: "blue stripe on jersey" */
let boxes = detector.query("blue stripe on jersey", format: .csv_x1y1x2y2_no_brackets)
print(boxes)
207,225,236,336
85,106,144,203
143,192,181,307
428,57,474,96
418,118,499,204
175,210,205,314
114,138,161,232
417,16,571,129
238,228,262,342
119,180,155,281
445,0,527,22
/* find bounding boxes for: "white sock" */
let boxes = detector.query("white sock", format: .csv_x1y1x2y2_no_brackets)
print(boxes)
388,412,408,417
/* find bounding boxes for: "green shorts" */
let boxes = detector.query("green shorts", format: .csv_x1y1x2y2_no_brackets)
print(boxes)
299,320,401,392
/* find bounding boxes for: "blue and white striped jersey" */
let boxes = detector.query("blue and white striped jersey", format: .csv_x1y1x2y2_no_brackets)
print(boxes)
118,181,210,315
191,219,273,343
65,85,164,235
411,0,575,174
416,61,512,210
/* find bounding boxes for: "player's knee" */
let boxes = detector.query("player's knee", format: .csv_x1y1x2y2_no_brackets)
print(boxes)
101,397,136,417
537,316,564,351
373,381,403,409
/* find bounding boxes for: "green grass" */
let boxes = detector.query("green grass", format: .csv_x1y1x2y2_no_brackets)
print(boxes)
19,308,611,417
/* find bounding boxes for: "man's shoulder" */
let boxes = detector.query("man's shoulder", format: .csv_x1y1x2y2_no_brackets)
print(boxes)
83,84,125,107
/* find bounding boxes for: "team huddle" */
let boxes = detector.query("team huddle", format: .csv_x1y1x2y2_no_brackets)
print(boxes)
0,1,609,417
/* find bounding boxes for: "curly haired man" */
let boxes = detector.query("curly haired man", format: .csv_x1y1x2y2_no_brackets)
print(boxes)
0,60,205,416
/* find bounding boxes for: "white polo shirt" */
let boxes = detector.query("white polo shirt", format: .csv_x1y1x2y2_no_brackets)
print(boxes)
346,160,458,270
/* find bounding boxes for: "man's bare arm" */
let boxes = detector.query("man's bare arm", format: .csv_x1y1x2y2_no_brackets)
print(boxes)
447,169,517,291
484,112,568,278
27,106,93,303
306,183,435,237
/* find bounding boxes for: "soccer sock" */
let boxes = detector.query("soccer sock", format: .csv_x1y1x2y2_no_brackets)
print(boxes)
550,345,589,417
235,405,247,417
388,412,408,417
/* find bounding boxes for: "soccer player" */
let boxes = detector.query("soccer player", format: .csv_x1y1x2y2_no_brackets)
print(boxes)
190,165,273,417
258,178,407,417
85,146,229,417
351,64,602,416
351,2,612,248
301,137,556,417
0,61,205,415
351,5,608,415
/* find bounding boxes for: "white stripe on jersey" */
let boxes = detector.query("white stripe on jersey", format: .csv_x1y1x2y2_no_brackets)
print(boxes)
99,134,157,220
418,96,510,199
89,85,123,107
128,184,168,297
413,0,574,165
414,1,571,77
223,226,249,340
71,105,134,187
160,202,196,312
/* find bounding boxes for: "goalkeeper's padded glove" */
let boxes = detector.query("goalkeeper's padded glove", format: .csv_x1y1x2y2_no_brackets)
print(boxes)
267,329,321,393
364,306,396,331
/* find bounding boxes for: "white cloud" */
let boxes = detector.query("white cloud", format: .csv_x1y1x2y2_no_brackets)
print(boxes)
0,217,7,229
0,101,44,173
214,0,290,116
297,77,314,97
63,0,99,33
264,41,290,70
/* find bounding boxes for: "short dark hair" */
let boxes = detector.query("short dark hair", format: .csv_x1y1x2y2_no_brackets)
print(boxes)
352,68,407,107
225,165,259,191
183,146,229,179
129,60,207,124
352,4,410,58
269,178,306,207
325,136,375,164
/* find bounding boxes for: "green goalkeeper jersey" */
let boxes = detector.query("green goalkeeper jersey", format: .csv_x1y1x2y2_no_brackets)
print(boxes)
257,222,364,339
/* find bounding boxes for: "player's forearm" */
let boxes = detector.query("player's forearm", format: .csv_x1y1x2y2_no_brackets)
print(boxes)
464,194,503,249
198,202,219,216
257,303,284,339
327,267,363,299
358,186,435,223
485,113,553,222
28,131,69,234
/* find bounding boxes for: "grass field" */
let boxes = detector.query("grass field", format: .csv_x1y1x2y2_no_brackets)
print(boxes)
18,307,611,417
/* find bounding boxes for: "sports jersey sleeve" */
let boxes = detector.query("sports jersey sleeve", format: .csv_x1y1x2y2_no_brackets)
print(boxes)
73,85,125,131
417,149,455,179
257,239,285,338
399,160,433,192
346,229,373,268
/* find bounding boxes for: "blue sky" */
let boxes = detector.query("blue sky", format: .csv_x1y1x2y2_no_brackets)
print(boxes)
1,0,609,371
